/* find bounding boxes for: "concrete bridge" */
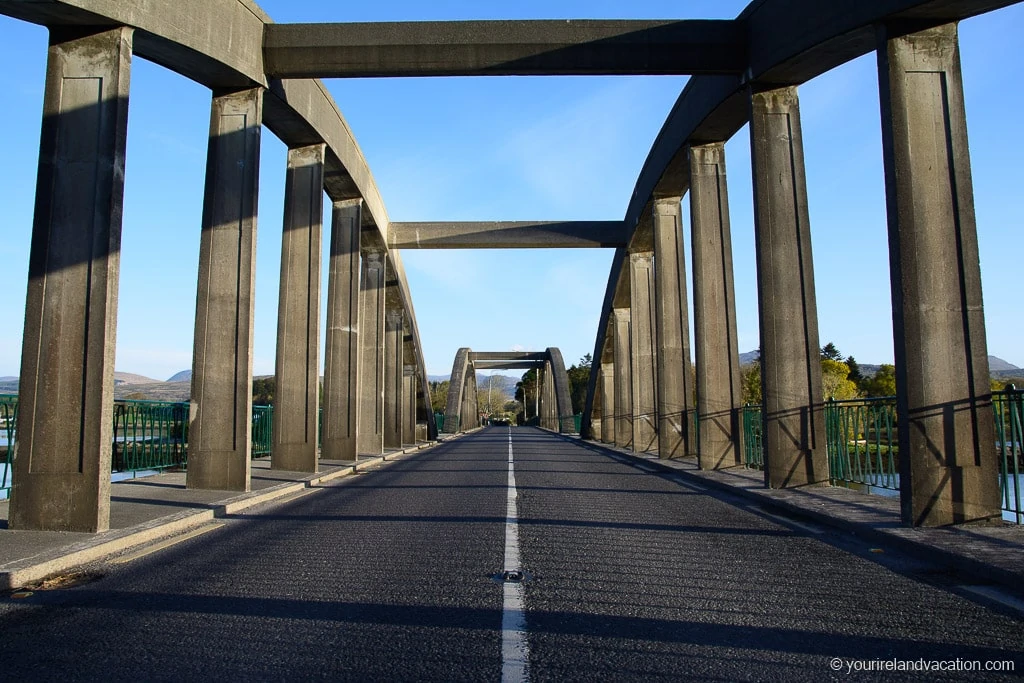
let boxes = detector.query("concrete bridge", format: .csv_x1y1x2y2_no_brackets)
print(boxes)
0,0,1019,541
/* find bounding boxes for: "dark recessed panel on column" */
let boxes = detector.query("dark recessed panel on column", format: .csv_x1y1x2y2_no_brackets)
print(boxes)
383,308,404,449
629,252,658,453
10,26,133,532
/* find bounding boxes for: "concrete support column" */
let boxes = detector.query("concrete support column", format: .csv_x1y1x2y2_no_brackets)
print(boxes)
878,23,1000,526
188,86,263,492
600,362,616,444
322,200,361,462
652,199,694,459
9,27,133,532
749,86,827,488
403,365,416,445
357,250,386,455
383,309,404,449
272,144,325,473
689,143,742,470
629,252,658,452
612,310,633,449
463,367,478,430
545,362,558,430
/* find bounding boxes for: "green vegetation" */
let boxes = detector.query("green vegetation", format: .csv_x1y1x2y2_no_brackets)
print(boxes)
566,353,592,414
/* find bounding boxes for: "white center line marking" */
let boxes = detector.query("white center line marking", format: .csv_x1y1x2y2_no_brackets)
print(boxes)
502,426,530,683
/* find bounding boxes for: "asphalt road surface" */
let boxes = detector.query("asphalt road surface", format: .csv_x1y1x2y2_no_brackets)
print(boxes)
1,427,1022,681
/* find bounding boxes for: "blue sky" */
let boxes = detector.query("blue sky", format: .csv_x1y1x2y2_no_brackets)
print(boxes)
0,2,1021,382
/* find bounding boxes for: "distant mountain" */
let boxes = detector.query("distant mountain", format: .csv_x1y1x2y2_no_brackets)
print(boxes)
989,356,1020,373
167,370,192,383
427,374,449,383
0,376,16,382
739,350,759,366
113,371,159,385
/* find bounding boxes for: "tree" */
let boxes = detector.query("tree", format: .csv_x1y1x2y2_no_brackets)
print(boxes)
252,377,275,405
515,369,539,419
821,342,842,362
740,363,762,404
429,380,450,413
821,359,859,400
862,364,897,397
845,355,863,385
566,354,592,414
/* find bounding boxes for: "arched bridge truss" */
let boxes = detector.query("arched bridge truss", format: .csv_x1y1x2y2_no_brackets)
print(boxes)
0,0,1016,531
442,349,574,434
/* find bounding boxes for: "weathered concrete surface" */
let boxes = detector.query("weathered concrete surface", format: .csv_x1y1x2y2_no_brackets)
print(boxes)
9,27,133,533
546,348,576,430
749,86,827,489
403,366,416,445
272,144,324,473
357,251,386,455
600,363,616,444
264,20,747,78
322,200,361,462
383,309,404,449
877,23,1000,527
689,143,742,470
629,253,658,452
612,309,633,449
651,199,694,459
188,87,263,492
444,348,472,433
389,221,627,249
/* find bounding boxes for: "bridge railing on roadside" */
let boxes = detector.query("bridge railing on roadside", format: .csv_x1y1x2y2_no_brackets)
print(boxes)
0,396,282,498
741,391,1024,524
558,414,581,434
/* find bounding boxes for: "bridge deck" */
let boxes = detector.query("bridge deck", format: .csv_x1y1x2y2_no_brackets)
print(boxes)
0,427,1022,679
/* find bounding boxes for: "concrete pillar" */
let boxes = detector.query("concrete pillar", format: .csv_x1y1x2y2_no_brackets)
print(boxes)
272,144,325,473
322,200,361,462
651,199,694,459
878,23,1000,526
629,252,658,452
600,362,616,444
612,310,633,449
188,86,263,491
749,86,827,488
9,27,133,532
403,365,417,444
544,361,557,430
357,250,386,455
383,309,404,449
463,366,479,430
689,143,743,470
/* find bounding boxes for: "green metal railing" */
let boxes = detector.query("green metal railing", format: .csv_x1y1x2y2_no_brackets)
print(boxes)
994,388,1023,524
1,395,17,496
558,414,581,434
825,397,899,491
742,404,763,469
252,404,273,456
441,414,460,434
741,393,1024,523
112,399,189,473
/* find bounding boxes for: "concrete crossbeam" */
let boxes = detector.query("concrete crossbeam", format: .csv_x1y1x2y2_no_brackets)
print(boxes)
689,143,743,470
473,361,545,370
272,144,325,474
9,27,133,532
750,86,828,489
263,20,747,78
389,221,628,249
877,23,1000,526
322,200,361,462
187,86,263,492
357,251,386,455
651,199,694,459
469,352,548,361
